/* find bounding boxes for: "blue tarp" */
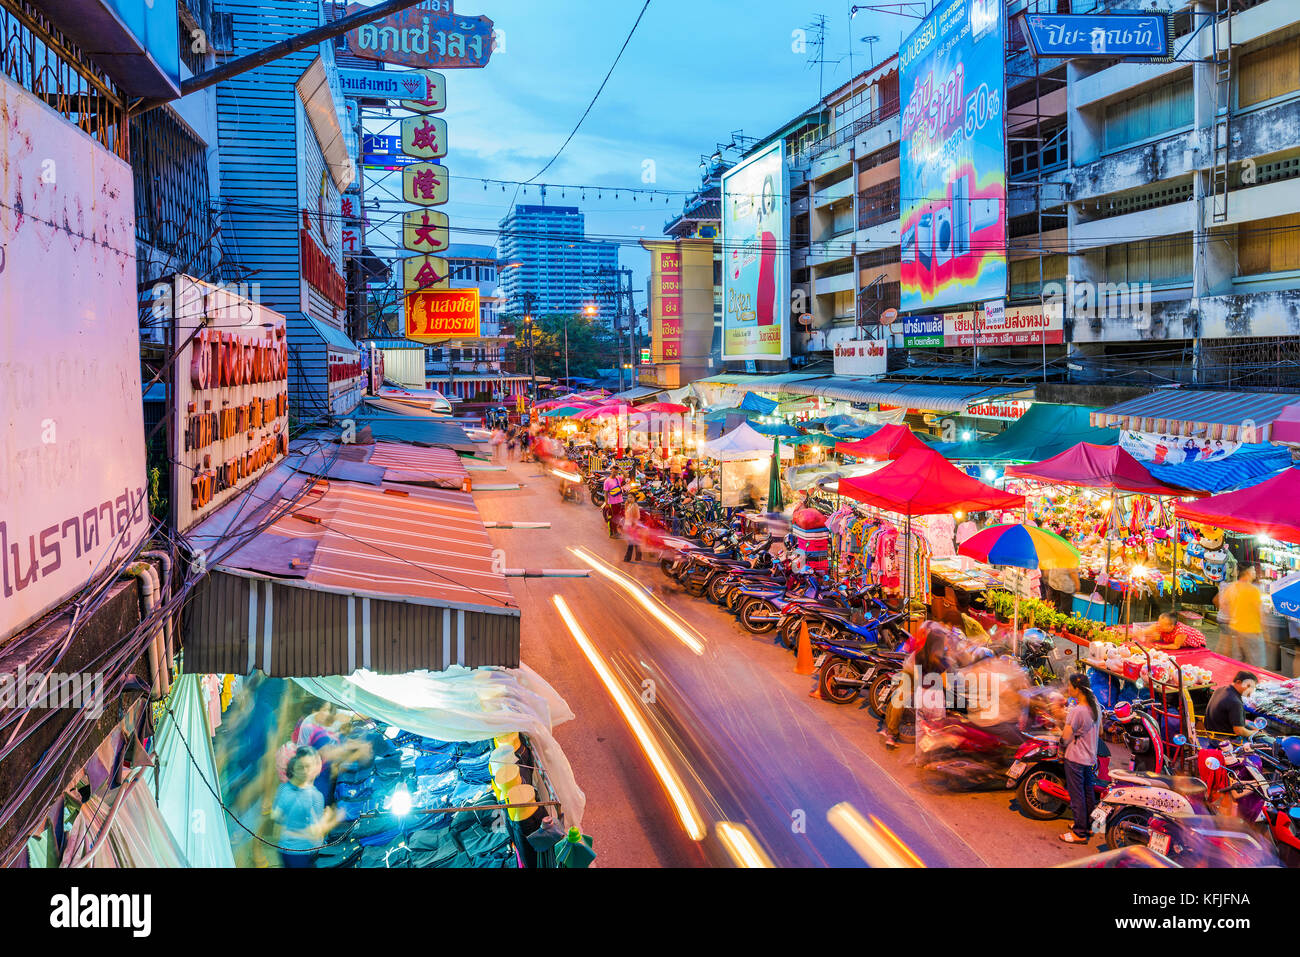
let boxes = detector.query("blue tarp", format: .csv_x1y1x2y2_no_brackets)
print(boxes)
747,420,804,437
1144,444,1293,493
933,403,1117,462
740,391,779,415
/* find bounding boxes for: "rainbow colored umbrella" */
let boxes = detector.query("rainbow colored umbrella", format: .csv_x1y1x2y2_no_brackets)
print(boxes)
957,523,1080,570
958,523,1079,652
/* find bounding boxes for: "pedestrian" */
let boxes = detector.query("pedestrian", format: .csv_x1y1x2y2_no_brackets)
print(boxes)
490,427,505,463
622,497,644,562
1215,566,1264,667
272,747,339,868
506,428,518,461
1059,672,1101,845
882,621,950,749
1043,564,1080,614
603,467,626,539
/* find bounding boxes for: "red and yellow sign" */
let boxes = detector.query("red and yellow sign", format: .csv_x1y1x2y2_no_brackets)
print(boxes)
405,288,481,342
403,162,449,205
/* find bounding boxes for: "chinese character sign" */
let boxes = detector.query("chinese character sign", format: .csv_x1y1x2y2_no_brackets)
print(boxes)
401,114,447,160
403,162,449,205
402,209,449,254
899,0,1007,312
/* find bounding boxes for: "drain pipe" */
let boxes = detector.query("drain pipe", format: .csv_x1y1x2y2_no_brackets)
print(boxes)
141,550,175,695
125,562,164,700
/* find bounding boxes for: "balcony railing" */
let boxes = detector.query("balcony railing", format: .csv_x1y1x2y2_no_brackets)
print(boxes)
800,97,900,164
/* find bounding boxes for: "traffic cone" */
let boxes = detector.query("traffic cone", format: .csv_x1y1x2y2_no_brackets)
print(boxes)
795,620,814,676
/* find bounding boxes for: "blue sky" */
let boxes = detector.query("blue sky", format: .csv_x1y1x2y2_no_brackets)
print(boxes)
418,0,918,298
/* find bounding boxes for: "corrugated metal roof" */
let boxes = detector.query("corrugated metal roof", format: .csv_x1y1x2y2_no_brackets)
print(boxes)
184,462,518,676
1090,388,1300,442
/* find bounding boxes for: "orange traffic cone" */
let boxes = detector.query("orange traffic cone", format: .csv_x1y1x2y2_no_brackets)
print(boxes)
795,620,815,676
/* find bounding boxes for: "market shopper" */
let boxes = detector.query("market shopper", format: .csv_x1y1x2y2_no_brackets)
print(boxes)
622,497,644,563
882,621,950,749
1139,612,1208,650
273,747,339,868
1205,670,1259,737
1215,566,1264,667
1043,565,1080,614
603,468,626,539
1059,672,1101,845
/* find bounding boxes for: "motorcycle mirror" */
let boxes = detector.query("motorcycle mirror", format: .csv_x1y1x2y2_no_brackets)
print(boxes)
1172,734,1187,747
1290,808,1300,823
1203,757,1222,771
1252,717,1268,731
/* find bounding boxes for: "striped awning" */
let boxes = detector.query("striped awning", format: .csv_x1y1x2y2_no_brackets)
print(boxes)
184,462,518,677
1090,388,1300,442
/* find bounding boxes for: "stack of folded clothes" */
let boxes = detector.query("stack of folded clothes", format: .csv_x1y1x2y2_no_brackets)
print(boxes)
315,727,517,869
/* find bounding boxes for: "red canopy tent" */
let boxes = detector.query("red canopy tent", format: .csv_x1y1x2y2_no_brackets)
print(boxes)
835,424,931,462
837,447,1025,515
1176,467,1300,544
1272,403,1300,445
837,447,1024,603
1005,442,1197,496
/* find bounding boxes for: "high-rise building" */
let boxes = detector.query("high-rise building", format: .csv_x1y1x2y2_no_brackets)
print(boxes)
496,204,619,323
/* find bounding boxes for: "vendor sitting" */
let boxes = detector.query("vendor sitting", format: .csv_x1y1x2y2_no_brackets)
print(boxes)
1139,612,1207,650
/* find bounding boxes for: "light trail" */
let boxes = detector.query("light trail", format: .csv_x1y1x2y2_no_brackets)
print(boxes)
552,595,706,841
715,821,774,868
567,546,705,655
826,802,926,868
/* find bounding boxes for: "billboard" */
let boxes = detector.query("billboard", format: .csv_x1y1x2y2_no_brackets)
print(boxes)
833,339,888,377
905,303,1063,347
0,73,149,642
342,3,494,69
1023,14,1170,59
899,0,1007,313
721,141,790,361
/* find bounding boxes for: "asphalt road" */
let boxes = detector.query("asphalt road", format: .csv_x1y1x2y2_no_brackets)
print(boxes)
473,452,1094,868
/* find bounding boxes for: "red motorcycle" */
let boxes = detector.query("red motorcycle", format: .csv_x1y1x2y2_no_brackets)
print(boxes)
1007,731,1112,820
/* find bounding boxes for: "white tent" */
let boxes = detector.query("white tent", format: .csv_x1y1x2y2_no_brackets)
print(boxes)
698,422,794,461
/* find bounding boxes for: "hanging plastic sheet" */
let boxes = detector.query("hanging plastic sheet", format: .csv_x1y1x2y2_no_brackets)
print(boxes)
61,770,189,867
294,664,586,827
153,674,235,867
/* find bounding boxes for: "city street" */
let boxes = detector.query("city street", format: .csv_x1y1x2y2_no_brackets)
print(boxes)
476,454,1094,867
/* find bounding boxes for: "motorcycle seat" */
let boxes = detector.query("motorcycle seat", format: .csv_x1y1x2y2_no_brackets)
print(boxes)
1109,770,1208,798
820,638,877,651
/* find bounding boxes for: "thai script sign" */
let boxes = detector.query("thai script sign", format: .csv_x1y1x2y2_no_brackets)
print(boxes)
0,72,149,642
339,67,430,100
833,339,888,377
405,289,482,341
342,2,495,70
1023,14,1170,59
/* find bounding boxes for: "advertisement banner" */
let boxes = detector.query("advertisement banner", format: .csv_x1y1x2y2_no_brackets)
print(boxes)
1023,13,1170,59
833,339,888,377
406,289,482,341
899,0,1007,312
1119,431,1241,466
721,141,790,361
965,399,1030,420
942,303,1062,347
1,73,149,641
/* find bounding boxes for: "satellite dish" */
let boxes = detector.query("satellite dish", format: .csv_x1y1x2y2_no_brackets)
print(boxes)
880,308,899,325
798,313,814,327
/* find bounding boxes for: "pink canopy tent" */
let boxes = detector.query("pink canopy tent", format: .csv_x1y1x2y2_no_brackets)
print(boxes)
837,447,1024,603
534,397,597,411
637,402,689,415
574,402,634,420
838,447,1025,516
1005,442,1197,496
1272,403,1300,445
1176,467,1300,544
835,424,931,462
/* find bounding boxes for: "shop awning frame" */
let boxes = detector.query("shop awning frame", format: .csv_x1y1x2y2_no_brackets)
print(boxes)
1090,388,1300,442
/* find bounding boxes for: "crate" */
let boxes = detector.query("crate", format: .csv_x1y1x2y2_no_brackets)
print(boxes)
1072,593,1119,625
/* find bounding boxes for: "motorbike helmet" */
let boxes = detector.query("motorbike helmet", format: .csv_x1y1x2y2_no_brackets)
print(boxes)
783,532,797,550
1280,736,1300,768
1112,700,1133,723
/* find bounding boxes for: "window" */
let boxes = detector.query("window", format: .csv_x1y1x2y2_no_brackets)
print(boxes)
1238,212,1300,275
1009,125,1068,177
1103,78,1193,153
1238,37,1300,109
1102,234,1192,286
1009,254,1067,297
858,181,900,229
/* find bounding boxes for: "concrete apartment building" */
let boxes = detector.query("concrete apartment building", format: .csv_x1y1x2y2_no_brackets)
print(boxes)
496,203,620,324
711,0,1300,395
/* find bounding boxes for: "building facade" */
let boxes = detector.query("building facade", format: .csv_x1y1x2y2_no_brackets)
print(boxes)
496,203,620,323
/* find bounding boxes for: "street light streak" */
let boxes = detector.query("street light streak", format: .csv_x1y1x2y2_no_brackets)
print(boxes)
549,468,581,483
826,802,926,868
567,546,705,655
715,821,774,868
551,595,706,842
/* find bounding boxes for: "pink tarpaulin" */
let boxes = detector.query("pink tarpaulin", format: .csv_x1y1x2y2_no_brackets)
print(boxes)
837,447,1025,516
1005,442,1196,496
835,424,931,461
1271,403,1300,445
1176,467,1300,544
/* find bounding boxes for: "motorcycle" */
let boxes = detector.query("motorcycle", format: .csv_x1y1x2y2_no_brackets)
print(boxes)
916,713,1023,791
1007,727,1113,821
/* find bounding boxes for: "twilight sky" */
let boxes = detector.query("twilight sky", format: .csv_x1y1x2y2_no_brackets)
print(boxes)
373,0,917,299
